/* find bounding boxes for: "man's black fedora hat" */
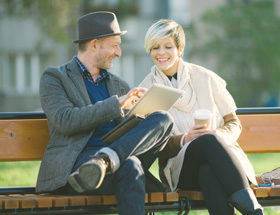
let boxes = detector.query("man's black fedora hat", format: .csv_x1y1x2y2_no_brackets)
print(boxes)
73,11,127,43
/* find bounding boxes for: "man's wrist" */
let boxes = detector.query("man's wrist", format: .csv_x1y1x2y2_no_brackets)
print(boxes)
116,95,125,116
117,95,125,108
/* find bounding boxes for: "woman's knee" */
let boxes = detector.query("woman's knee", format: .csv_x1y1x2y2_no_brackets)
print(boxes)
199,164,212,177
198,133,218,142
189,134,222,153
192,134,219,146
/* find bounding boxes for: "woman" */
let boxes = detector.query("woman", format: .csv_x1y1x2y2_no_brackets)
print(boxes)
140,19,263,215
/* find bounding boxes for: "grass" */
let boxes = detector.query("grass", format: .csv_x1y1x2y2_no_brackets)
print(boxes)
158,207,280,215
0,154,279,214
247,153,280,176
0,161,40,187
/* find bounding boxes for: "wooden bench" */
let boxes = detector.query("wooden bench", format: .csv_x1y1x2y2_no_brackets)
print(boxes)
0,107,280,214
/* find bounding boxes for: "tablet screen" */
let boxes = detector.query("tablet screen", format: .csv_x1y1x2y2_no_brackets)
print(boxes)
126,83,184,117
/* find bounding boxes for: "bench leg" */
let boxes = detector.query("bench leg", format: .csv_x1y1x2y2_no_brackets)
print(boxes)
178,197,191,215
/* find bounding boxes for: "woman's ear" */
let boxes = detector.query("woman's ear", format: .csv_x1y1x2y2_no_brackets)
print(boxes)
178,46,184,57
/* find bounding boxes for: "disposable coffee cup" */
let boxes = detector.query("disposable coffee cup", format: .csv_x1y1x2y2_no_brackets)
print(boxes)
193,109,212,128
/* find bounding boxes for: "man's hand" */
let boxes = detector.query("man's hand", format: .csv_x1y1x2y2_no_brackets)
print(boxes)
184,124,215,144
118,87,147,110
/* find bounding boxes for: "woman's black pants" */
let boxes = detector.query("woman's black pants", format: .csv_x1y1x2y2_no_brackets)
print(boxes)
177,134,250,215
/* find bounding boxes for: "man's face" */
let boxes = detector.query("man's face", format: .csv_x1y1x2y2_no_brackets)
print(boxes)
95,35,122,70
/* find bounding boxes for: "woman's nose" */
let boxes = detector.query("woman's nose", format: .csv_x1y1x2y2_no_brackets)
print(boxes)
158,47,165,54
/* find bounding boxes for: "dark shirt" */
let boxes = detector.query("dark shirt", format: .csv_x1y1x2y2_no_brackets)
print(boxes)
167,72,178,81
74,56,116,148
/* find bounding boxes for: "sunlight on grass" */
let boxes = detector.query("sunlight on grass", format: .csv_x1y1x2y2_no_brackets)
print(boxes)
247,153,280,176
0,161,40,187
155,207,280,215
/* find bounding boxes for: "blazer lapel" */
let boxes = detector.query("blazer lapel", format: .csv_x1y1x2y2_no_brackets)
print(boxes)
65,60,125,103
65,58,91,104
106,73,124,97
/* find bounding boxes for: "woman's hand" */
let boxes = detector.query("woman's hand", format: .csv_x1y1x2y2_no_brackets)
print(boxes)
118,87,147,110
184,124,215,144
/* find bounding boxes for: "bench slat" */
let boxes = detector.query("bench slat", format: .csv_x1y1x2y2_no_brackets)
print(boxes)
238,114,280,153
102,195,116,205
86,195,102,206
27,194,52,208
270,186,280,197
166,192,179,202
7,194,37,209
0,119,49,161
253,187,271,197
51,195,69,207
179,190,204,201
69,195,86,207
0,195,20,209
0,198,3,209
149,192,164,203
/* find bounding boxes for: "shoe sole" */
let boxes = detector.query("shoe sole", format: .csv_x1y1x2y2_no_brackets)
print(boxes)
79,161,105,190
67,171,85,193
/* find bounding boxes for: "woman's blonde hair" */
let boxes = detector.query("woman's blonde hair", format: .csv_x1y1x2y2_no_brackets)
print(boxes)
145,19,185,53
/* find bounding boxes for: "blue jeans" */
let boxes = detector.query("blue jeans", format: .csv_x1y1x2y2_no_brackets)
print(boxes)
72,111,173,215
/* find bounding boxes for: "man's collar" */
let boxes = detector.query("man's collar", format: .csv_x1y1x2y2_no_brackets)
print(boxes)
74,56,109,84
74,56,87,74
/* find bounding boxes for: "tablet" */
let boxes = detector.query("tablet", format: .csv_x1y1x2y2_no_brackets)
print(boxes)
101,114,144,144
126,83,184,117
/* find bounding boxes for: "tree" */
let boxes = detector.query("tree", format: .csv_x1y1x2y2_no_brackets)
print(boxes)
0,0,80,45
0,0,139,58
189,1,280,106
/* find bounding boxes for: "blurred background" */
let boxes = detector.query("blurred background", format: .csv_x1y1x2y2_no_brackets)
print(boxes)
1,0,280,112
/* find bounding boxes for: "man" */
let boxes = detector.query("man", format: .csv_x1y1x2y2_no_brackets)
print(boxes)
36,11,173,215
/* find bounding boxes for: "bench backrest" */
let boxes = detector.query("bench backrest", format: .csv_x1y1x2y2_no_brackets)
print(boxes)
238,113,280,153
0,119,48,161
0,108,280,161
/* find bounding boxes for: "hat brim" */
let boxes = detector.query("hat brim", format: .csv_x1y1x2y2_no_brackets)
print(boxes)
73,30,127,43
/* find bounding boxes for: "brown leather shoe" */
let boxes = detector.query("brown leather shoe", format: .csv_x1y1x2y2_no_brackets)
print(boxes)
68,153,113,192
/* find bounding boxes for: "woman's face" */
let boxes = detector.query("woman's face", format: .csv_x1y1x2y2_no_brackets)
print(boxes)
150,36,183,76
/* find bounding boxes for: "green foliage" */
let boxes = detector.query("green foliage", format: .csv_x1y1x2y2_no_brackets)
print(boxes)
80,0,139,19
189,1,280,106
35,0,80,44
0,0,80,45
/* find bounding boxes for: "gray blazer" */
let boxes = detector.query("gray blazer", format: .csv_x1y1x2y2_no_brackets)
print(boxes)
36,58,130,192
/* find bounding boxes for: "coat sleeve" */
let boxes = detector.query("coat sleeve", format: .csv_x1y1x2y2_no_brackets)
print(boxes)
159,135,183,159
159,134,183,185
40,69,124,136
210,75,241,144
211,74,237,117
216,112,242,144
